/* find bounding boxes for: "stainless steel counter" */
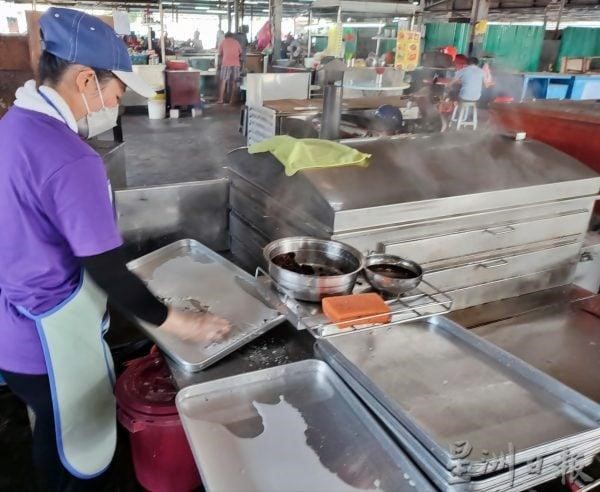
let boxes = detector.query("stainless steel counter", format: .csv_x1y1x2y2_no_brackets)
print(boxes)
89,139,126,190
116,180,229,259
135,233,600,492
228,132,599,311
472,297,600,403
448,284,593,328
228,131,600,233
164,285,600,491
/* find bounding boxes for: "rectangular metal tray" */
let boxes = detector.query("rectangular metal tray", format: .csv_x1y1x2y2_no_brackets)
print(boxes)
318,316,600,477
323,353,599,492
472,302,600,403
127,239,285,371
176,359,435,492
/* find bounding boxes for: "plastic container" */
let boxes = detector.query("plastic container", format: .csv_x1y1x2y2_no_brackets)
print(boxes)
147,98,166,120
188,57,212,71
166,59,189,71
116,353,200,492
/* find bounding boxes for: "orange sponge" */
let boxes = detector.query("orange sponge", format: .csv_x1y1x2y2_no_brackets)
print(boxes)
322,293,391,328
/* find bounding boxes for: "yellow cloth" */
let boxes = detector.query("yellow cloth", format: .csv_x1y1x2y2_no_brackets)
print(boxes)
248,136,371,176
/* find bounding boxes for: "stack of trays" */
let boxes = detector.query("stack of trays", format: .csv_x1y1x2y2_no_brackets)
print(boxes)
317,316,600,492
176,360,435,491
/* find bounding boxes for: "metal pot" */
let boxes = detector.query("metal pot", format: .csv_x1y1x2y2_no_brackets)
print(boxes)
364,254,423,296
263,237,364,302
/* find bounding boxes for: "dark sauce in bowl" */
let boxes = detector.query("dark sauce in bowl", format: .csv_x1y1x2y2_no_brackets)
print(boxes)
367,263,419,279
272,252,344,276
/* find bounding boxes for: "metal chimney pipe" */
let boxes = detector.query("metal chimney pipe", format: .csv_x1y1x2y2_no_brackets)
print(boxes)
320,83,342,140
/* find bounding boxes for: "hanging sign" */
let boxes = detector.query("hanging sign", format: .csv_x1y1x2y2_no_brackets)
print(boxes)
325,22,344,57
394,30,421,71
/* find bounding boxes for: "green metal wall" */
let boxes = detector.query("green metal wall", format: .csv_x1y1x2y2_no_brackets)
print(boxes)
343,28,358,55
483,25,544,72
424,23,470,54
424,24,600,73
313,36,328,53
556,27,600,69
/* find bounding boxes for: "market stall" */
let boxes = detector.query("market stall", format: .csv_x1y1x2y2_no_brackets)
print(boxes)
246,94,419,142
3,5,600,492
115,131,600,491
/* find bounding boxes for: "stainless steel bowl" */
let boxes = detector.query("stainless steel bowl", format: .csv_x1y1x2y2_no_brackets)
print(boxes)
364,254,423,296
263,237,364,302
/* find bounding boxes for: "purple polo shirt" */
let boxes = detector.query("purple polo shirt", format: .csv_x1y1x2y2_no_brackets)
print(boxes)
0,107,123,374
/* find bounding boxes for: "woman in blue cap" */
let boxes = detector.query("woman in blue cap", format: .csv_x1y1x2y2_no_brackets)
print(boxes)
0,8,230,490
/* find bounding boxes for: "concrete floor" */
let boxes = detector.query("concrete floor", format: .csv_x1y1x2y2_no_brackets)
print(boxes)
122,104,245,188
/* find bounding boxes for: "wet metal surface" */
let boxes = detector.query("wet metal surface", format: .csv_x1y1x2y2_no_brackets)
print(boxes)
472,301,600,403
176,360,434,491
128,240,284,371
319,317,600,473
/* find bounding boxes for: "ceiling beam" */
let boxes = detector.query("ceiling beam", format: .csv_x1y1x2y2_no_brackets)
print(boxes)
424,0,454,10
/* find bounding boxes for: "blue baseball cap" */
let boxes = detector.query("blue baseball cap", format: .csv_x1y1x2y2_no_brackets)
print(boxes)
40,7,155,97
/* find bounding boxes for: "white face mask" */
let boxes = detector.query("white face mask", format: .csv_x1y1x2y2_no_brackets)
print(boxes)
77,75,119,139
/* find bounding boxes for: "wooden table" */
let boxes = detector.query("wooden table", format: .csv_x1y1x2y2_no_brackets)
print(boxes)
165,69,202,109
490,100,600,174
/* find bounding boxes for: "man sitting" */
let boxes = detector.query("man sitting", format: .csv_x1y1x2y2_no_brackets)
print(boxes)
451,56,485,102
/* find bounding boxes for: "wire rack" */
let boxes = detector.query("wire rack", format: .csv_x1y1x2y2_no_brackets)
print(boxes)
254,268,453,338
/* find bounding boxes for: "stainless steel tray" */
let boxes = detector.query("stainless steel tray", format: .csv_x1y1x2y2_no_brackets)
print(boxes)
176,359,435,492
472,302,600,403
318,316,600,477
324,353,599,492
127,239,285,371
255,267,453,338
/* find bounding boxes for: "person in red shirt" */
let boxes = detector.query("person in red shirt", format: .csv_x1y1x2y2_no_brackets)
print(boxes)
217,32,242,104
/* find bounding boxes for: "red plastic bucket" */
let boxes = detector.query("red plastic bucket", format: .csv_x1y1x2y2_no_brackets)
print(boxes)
166,60,189,71
115,353,201,492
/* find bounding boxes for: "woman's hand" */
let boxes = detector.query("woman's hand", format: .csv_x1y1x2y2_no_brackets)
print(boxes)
159,307,232,343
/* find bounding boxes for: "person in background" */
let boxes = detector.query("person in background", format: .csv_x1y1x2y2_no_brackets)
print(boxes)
477,59,496,105
163,31,175,56
0,8,231,490
453,53,468,70
450,56,485,102
287,34,306,62
193,29,204,51
281,33,293,58
138,36,147,52
216,28,225,49
217,32,242,104
235,25,249,72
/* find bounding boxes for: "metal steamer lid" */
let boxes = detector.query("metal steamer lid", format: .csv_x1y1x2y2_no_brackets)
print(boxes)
116,353,179,416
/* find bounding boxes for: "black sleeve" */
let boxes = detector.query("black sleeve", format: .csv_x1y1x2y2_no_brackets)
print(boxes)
79,246,168,326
